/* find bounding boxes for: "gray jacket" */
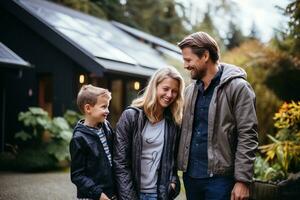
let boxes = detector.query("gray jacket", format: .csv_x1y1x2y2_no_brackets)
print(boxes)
177,63,258,183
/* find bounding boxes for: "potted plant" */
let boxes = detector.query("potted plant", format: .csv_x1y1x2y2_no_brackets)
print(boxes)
252,101,300,200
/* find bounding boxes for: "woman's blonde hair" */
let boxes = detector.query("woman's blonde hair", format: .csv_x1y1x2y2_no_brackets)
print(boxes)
131,66,185,125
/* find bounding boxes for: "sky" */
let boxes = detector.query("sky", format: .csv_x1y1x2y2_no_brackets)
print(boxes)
177,0,289,42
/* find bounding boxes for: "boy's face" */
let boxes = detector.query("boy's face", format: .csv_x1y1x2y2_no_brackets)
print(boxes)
85,96,110,123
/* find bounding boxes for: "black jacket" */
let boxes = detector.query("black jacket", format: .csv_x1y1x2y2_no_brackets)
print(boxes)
70,120,116,200
113,107,180,200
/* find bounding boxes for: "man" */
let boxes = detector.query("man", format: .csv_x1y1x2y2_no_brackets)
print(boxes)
177,32,258,200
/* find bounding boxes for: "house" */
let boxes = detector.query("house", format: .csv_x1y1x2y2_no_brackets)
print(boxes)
0,42,32,152
0,0,182,150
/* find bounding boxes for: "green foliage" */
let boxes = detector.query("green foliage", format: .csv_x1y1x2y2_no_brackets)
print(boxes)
0,152,16,170
255,155,285,182
223,40,282,143
268,1,300,101
264,56,300,101
285,0,300,54
50,0,108,18
15,131,32,141
15,148,57,172
19,107,50,126
120,0,187,43
46,141,70,162
64,109,82,127
5,107,80,171
255,102,300,182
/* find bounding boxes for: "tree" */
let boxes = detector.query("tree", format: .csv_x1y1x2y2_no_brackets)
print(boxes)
120,0,187,43
249,21,260,40
285,0,300,54
192,9,225,51
226,20,246,49
50,0,108,18
264,0,300,101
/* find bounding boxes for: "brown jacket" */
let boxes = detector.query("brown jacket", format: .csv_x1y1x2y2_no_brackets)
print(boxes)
177,63,258,183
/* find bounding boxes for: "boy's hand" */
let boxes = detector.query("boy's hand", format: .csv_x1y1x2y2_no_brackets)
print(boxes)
100,193,110,200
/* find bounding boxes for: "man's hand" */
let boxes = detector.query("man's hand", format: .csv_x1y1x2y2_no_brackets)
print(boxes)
171,183,176,190
231,182,249,200
100,193,110,200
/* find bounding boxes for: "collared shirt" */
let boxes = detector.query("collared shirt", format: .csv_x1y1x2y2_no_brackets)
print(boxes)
187,66,223,178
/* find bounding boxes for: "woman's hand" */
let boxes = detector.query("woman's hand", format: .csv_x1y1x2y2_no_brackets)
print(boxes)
100,193,110,200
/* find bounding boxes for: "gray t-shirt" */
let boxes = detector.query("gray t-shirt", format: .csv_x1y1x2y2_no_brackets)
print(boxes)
140,119,165,193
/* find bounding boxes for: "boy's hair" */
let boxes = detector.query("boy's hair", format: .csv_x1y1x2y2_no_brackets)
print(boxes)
77,84,111,114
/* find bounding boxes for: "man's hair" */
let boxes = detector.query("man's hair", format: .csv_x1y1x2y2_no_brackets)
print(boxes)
178,32,220,63
77,84,111,114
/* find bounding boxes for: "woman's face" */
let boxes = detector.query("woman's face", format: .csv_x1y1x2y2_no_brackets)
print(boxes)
156,77,179,109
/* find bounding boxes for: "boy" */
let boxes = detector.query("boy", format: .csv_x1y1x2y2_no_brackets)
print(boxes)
70,84,116,200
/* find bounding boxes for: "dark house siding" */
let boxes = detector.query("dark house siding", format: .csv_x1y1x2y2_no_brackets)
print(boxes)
0,7,84,144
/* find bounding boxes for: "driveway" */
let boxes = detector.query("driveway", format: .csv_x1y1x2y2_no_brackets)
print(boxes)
0,171,186,200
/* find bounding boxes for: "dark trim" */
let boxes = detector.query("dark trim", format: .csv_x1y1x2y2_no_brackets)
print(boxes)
0,61,32,69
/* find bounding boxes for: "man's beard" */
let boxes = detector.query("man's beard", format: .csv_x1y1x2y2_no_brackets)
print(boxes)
191,68,206,80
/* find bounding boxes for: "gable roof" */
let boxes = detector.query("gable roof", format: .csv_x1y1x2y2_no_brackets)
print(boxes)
1,0,172,77
0,42,31,69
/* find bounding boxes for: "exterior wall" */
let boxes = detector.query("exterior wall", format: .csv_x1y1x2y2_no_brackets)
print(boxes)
0,7,83,146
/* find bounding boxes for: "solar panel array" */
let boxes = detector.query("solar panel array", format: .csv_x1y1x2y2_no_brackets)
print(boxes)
20,0,167,70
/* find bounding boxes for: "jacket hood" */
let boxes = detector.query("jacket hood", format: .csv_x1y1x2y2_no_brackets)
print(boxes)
73,119,107,137
219,63,247,86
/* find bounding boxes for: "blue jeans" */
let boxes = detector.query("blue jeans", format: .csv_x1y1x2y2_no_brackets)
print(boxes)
140,193,158,200
183,174,234,200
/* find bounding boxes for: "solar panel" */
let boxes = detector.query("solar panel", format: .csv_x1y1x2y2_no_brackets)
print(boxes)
112,21,181,53
19,0,168,70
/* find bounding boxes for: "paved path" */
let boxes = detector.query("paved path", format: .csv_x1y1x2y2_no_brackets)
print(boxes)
0,171,76,200
0,171,186,200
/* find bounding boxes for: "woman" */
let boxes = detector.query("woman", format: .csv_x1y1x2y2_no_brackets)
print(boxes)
114,66,185,200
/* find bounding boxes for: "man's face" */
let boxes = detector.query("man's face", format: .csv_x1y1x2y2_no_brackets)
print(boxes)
181,47,208,80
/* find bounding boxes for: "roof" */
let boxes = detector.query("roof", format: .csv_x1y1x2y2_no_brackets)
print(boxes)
112,21,181,54
0,42,31,69
1,0,173,77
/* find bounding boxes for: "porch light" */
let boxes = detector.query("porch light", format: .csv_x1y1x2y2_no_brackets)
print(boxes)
134,81,140,90
79,75,85,84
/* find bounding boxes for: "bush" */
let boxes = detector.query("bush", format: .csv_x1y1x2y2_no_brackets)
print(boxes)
15,148,57,172
1,107,80,172
0,152,16,170
222,40,283,144
255,101,300,182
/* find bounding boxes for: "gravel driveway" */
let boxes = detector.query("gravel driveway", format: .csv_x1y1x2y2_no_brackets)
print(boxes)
0,171,186,200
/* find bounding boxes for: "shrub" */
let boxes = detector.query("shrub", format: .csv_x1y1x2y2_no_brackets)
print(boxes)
255,101,300,182
1,107,80,172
